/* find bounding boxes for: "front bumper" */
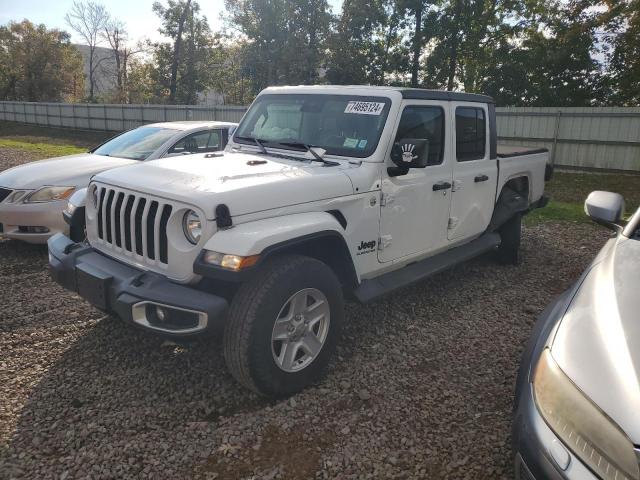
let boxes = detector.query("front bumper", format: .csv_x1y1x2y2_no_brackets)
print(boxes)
0,200,69,244
48,233,229,337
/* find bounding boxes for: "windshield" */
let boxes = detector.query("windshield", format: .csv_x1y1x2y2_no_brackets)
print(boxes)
93,127,178,160
234,94,391,158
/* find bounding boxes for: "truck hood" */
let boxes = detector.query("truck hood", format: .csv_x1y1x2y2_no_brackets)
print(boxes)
92,151,356,219
552,236,640,443
0,153,136,190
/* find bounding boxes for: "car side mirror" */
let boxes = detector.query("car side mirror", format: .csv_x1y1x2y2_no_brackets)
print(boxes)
390,139,429,174
585,191,625,231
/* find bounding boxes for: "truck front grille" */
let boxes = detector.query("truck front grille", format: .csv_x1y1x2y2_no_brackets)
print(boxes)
96,186,172,264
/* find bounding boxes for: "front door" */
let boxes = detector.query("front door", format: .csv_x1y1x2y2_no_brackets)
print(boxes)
447,104,498,241
379,102,453,263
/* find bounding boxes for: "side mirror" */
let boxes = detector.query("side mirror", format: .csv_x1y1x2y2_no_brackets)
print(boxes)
585,191,625,231
390,138,429,172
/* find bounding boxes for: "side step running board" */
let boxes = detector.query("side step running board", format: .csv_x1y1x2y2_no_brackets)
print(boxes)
353,232,501,304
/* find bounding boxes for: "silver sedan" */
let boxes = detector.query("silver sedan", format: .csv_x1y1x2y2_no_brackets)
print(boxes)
0,121,237,244
513,191,640,480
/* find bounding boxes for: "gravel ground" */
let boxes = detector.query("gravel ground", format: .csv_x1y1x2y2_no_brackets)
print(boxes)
0,147,610,479
0,147,50,171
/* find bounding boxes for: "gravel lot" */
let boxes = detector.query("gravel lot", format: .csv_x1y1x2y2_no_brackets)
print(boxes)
0,147,50,171
0,146,610,479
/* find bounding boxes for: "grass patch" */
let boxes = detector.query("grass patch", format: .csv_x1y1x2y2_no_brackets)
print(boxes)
546,171,640,208
0,121,112,148
0,121,114,159
529,170,640,225
526,200,589,226
0,138,87,157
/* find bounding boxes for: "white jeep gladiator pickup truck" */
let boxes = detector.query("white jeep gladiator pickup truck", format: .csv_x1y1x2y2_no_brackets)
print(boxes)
49,86,551,396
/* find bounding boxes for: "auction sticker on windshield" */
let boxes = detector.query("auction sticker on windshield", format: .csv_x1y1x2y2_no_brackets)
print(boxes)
344,101,386,115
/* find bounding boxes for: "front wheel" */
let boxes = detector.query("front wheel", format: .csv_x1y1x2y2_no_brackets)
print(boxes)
223,254,344,397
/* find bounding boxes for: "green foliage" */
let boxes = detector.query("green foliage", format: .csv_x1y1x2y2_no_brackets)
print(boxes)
604,0,640,105
525,201,589,226
150,0,221,104
2,0,639,106
325,0,402,85
224,0,333,92
0,20,85,102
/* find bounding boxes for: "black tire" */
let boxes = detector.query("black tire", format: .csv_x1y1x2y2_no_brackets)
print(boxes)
497,213,522,265
223,254,344,397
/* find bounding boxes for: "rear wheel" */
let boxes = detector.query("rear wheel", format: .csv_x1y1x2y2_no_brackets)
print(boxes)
223,254,343,397
497,213,522,265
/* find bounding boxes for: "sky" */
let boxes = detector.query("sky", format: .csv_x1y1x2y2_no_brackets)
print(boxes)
0,0,343,45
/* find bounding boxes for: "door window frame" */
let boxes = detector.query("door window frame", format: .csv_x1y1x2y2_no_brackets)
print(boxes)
454,105,489,162
166,129,224,155
390,103,448,168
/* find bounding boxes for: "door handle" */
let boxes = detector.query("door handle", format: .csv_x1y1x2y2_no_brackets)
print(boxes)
432,181,452,191
474,174,489,183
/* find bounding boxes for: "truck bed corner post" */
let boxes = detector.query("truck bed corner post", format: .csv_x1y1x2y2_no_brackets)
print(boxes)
551,110,562,167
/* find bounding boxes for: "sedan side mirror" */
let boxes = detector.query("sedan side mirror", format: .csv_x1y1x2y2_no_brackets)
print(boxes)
390,139,429,173
585,191,625,231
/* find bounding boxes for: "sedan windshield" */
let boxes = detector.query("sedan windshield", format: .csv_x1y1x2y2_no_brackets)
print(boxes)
234,94,391,158
93,127,178,160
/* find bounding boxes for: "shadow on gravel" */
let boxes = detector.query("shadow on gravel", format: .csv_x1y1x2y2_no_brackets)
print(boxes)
2,314,274,478
1,224,610,479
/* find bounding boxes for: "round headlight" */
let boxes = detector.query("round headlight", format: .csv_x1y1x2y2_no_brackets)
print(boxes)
182,210,202,244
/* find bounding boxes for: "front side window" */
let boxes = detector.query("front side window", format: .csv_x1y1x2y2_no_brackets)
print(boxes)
93,127,178,161
394,106,445,166
456,107,487,161
168,130,221,155
234,94,392,158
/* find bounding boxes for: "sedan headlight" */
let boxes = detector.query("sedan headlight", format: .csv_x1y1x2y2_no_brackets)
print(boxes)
534,349,639,480
182,210,202,244
25,186,75,203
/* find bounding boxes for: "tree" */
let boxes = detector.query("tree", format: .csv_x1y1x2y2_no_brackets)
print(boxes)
225,0,333,94
478,2,606,106
0,20,84,102
102,19,145,103
151,0,219,104
603,0,640,104
153,0,192,102
325,0,391,85
127,57,165,103
65,0,110,101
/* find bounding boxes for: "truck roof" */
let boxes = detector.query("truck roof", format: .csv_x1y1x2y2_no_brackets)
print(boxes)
261,85,494,105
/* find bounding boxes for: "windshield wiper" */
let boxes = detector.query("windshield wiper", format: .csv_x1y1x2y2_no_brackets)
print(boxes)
235,135,268,154
276,141,340,167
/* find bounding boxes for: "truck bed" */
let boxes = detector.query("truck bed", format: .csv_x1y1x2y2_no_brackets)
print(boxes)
496,145,550,207
497,145,549,158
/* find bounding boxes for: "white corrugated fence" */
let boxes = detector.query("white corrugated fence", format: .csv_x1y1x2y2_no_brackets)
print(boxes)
1,102,639,172
497,107,640,172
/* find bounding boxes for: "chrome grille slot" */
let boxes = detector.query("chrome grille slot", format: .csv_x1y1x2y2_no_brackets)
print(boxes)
95,186,173,266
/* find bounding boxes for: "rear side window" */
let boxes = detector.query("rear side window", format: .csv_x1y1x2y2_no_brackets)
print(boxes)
394,106,445,166
168,130,221,154
456,107,486,161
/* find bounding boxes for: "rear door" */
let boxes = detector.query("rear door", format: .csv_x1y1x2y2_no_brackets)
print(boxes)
378,101,454,263
447,103,498,241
